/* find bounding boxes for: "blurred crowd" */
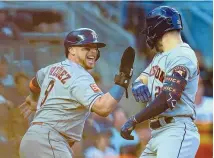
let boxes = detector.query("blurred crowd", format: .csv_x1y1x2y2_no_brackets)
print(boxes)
0,9,64,38
90,2,213,94
0,1,212,158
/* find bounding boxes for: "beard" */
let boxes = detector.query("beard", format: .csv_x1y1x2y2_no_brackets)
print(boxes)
84,63,94,70
81,56,96,70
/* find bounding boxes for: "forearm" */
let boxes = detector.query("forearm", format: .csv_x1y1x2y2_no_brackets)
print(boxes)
92,47,135,117
94,93,118,117
92,85,125,117
134,92,169,123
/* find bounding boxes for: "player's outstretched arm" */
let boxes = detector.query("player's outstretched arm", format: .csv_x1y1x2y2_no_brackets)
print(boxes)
91,47,135,117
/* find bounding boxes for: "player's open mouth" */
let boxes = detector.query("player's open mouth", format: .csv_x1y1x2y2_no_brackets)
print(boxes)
87,56,95,64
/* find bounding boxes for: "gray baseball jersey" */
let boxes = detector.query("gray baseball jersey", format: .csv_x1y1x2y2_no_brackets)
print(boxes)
32,59,104,141
141,43,199,119
139,43,200,158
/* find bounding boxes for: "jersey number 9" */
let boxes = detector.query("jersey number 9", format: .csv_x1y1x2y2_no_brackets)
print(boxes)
40,80,55,107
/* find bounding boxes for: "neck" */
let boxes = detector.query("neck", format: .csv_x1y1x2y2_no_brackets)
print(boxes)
67,55,78,65
67,56,85,69
162,31,183,52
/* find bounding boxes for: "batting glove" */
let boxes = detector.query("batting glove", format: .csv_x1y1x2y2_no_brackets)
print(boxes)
132,80,151,102
120,116,138,140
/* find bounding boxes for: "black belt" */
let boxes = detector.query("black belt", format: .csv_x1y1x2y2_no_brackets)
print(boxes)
149,117,174,130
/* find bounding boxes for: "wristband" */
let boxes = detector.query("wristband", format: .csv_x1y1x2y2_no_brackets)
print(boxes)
109,85,125,101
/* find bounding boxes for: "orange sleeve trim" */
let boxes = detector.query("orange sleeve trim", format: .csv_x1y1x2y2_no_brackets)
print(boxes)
29,77,41,94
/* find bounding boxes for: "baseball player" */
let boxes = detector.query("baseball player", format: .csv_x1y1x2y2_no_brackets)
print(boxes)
19,28,135,158
120,6,200,158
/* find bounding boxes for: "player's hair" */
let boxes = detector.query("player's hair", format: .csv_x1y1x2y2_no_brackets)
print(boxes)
65,47,69,58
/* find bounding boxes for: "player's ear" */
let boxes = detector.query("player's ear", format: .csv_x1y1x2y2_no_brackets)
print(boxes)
68,47,75,56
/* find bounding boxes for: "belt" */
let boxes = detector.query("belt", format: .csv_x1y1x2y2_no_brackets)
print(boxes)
149,117,174,130
31,122,75,147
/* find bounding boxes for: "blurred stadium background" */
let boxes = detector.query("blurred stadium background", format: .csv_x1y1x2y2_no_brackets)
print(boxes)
0,1,212,158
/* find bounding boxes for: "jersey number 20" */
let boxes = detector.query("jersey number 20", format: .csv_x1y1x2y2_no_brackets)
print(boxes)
40,80,55,107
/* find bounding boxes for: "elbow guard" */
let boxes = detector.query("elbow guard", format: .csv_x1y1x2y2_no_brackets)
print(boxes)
29,77,41,94
162,72,187,109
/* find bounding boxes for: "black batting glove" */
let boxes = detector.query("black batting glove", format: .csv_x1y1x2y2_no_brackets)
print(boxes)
120,116,138,140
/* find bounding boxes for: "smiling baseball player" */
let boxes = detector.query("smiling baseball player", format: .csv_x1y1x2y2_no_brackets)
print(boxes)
120,6,200,158
19,28,135,158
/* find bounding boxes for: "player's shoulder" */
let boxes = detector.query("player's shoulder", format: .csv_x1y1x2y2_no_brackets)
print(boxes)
167,43,197,64
165,43,199,77
61,59,93,81
38,61,61,72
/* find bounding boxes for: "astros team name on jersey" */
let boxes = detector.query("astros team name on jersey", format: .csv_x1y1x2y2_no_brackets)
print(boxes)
149,65,165,83
49,66,71,84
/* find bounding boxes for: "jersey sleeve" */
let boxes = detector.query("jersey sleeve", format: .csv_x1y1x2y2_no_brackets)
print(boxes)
36,67,48,87
141,63,151,77
165,56,198,80
70,74,104,111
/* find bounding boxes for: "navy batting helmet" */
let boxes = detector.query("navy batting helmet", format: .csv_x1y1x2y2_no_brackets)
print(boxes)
64,28,106,60
142,6,183,49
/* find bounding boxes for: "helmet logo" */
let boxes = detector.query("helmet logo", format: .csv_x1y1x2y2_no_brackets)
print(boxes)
91,31,98,40
77,35,85,42
177,20,181,25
